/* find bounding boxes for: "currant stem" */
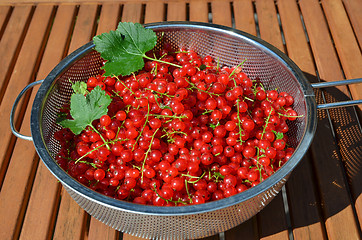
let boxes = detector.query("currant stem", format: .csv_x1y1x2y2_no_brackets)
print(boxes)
114,75,135,94
184,179,193,203
143,54,182,68
277,112,304,118
132,103,151,151
185,79,220,97
182,171,206,184
152,185,188,206
140,128,159,183
90,125,110,150
149,114,187,119
75,140,109,163
261,109,273,139
235,99,243,143
145,88,173,98
228,59,247,78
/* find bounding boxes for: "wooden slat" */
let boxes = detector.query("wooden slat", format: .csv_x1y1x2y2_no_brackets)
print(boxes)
255,0,284,51
121,3,143,23
252,1,289,240
325,96,362,231
0,5,10,28
189,0,209,23
342,0,362,47
119,4,144,240
233,0,257,36
0,5,32,185
123,3,184,239
256,194,288,240
321,0,362,111
68,4,98,53
284,158,327,240
0,5,11,40
52,4,99,240
211,0,232,27
224,2,259,238
321,0,362,228
52,189,88,240
96,3,120,34
123,235,148,240
299,1,361,239
225,218,258,240
17,5,77,240
166,1,186,21
0,1,359,240
277,0,315,75
88,5,122,239
144,2,164,23
0,5,32,105
309,122,361,240
335,119,362,230
0,5,54,240
88,218,119,240
277,1,326,239
298,0,344,83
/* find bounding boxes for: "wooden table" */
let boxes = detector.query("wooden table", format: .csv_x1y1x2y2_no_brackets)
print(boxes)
0,0,361,239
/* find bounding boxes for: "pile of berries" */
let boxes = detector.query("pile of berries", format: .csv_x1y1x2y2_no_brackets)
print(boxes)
54,46,299,206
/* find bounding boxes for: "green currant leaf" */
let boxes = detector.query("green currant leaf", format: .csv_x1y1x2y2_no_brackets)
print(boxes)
93,22,157,77
72,81,88,95
59,86,112,135
213,172,225,180
272,130,284,140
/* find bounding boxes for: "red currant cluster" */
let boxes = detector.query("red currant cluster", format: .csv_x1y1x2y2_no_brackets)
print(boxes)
54,46,299,206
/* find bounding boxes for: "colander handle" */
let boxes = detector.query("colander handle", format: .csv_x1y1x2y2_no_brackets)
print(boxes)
10,80,44,141
311,78,362,109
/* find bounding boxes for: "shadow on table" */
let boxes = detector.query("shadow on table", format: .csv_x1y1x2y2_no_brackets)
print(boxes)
289,72,362,236
224,72,362,239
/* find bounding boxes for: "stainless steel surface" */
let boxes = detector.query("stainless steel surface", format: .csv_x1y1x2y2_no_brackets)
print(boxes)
10,80,44,141
311,78,362,88
311,78,362,109
28,22,318,239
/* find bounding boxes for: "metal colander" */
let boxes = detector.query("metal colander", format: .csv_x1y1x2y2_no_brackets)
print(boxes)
11,22,361,240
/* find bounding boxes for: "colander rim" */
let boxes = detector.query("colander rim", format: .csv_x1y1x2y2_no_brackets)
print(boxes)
31,21,317,216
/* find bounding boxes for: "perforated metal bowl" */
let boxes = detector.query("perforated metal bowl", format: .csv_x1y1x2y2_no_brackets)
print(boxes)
11,22,331,239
